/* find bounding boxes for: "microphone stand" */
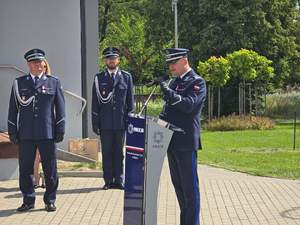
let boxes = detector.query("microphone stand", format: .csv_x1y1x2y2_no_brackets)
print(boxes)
138,83,185,134
138,85,158,117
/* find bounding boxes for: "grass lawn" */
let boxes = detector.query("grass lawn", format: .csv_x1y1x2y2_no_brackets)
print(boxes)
199,123,300,179
145,99,300,179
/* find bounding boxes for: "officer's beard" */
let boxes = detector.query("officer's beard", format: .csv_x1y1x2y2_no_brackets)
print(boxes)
106,64,118,70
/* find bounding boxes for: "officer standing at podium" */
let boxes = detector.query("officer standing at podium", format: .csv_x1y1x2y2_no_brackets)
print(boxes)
159,48,206,225
92,47,134,190
7,48,65,212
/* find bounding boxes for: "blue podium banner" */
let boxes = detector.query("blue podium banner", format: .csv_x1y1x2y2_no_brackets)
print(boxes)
124,115,145,225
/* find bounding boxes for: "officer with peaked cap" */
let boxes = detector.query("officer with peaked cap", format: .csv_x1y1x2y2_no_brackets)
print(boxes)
92,46,134,190
7,48,65,212
159,48,206,225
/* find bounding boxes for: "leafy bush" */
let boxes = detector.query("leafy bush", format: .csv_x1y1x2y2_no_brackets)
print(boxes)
135,98,164,117
197,56,230,87
203,115,275,131
265,91,300,118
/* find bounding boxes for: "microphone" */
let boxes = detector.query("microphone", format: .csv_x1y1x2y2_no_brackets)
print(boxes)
146,75,169,87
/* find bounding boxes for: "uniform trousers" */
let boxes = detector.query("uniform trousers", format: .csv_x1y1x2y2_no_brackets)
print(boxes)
100,130,125,184
18,140,58,205
167,150,200,225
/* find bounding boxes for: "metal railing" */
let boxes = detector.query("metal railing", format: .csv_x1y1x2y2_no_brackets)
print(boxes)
63,90,86,115
0,64,87,115
0,64,26,74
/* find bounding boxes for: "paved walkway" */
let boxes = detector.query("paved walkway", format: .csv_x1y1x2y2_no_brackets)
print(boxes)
0,163,299,225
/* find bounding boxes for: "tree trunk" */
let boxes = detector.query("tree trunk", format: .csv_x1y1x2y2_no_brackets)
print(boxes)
207,85,214,120
243,80,246,115
239,82,242,115
218,87,221,117
211,86,214,119
255,86,258,116
208,85,211,120
249,84,252,115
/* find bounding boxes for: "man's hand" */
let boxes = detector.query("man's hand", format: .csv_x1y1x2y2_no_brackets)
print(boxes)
55,133,64,143
160,81,183,105
9,134,18,145
160,81,173,99
155,76,168,85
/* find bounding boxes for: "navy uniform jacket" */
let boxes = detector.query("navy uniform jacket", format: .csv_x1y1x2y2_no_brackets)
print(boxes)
92,69,134,131
7,74,65,140
160,69,206,152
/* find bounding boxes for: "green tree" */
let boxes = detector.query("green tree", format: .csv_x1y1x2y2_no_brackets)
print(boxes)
99,0,300,87
99,0,149,43
197,0,300,86
144,0,202,65
101,14,166,84
227,49,274,82
198,56,230,87
145,0,300,86
227,49,274,115
198,56,230,118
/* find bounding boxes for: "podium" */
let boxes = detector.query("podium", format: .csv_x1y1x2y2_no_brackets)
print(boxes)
123,113,174,225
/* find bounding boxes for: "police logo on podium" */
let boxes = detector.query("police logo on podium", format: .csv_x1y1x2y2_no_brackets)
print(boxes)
128,123,134,134
152,131,164,149
128,123,144,134
153,132,163,143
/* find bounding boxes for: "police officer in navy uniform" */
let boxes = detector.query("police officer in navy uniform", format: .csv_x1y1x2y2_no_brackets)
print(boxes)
92,47,134,190
159,48,206,225
7,49,65,212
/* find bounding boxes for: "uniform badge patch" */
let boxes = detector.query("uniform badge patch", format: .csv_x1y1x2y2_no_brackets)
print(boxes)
193,85,200,91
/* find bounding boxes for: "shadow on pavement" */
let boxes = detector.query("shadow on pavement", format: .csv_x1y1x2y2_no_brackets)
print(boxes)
0,209,17,217
0,187,19,192
4,187,104,199
280,207,300,220
0,208,46,217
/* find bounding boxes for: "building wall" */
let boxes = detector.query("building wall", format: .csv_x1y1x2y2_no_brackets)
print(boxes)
82,0,99,139
0,0,99,149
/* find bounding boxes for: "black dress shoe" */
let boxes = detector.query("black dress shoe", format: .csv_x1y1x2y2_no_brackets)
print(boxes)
45,203,56,212
114,183,124,190
17,203,34,212
102,183,111,190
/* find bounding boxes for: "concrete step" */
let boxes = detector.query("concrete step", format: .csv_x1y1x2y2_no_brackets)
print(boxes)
56,148,97,163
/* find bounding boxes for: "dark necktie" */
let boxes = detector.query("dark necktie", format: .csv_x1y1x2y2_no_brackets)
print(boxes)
34,76,39,85
111,73,115,83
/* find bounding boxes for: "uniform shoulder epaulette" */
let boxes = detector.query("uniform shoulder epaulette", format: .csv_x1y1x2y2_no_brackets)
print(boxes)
96,71,105,77
189,75,198,81
121,70,131,76
190,70,202,80
46,75,59,80
190,76,203,84
17,74,29,81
